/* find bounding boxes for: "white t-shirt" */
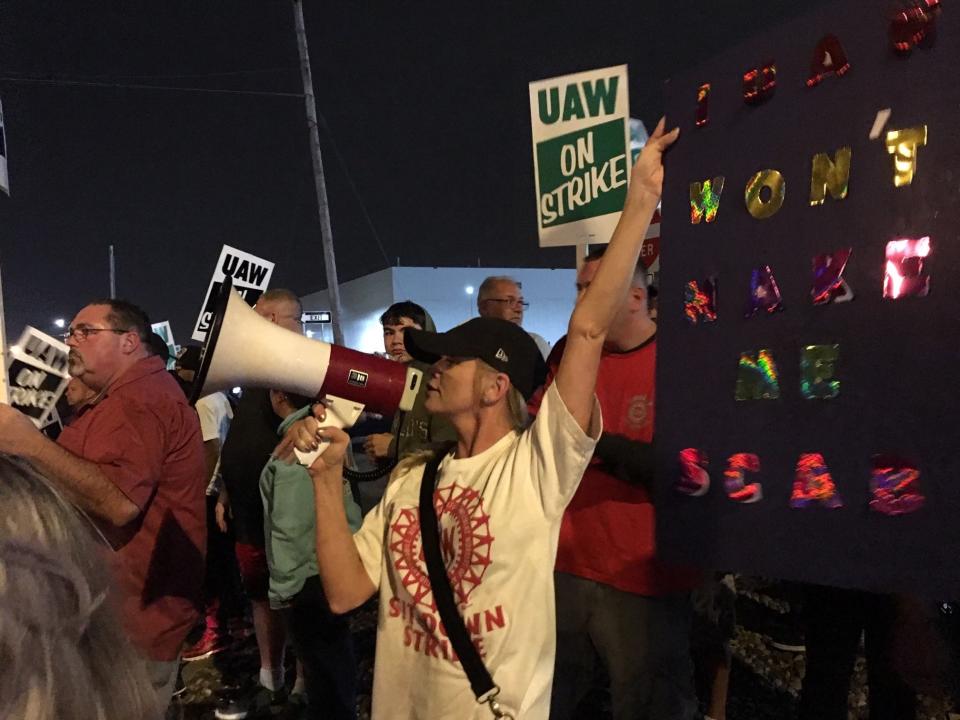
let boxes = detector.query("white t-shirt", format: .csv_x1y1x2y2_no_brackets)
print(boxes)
195,391,233,493
354,382,601,720
196,391,233,444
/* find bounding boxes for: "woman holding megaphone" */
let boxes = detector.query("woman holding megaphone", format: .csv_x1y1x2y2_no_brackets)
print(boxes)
289,119,679,720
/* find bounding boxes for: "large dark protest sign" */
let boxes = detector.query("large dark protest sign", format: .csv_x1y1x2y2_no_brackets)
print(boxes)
6,327,69,427
654,0,959,596
192,245,274,341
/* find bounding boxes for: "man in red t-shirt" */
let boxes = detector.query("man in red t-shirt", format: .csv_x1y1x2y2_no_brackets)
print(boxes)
0,299,206,711
530,247,701,720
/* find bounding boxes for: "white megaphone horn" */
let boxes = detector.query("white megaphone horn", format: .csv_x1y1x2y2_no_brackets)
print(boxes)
190,279,423,462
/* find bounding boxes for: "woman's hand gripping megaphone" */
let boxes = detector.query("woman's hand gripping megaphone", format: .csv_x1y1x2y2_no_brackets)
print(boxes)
274,397,358,469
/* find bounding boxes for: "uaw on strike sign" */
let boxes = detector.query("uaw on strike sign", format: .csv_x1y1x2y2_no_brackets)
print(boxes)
529,65,631,247
192,245,275,341
5,327,69,428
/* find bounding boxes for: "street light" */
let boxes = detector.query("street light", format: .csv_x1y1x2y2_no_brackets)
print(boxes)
53,318,65,329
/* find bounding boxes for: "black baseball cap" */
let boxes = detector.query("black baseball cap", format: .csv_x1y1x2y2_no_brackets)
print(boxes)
404,317,548,400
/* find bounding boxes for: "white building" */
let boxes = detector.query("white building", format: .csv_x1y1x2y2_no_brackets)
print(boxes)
300,266,577,353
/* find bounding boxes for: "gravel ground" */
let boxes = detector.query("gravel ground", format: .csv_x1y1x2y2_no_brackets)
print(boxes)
170,589,954,720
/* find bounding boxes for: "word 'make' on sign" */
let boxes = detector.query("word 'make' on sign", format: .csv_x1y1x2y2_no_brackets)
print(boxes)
529,65,631,248
192,245,275,342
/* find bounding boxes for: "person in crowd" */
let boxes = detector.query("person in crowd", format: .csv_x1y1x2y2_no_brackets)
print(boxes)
147,331,174,365
174,345,242,663
0,454,162,720
215,288,306,719
799,586,916,720
363,301,456,465
286,119,678,719
260,389,363,719
0,298,207,712
646,280,659,320
691,574,737,720
64,375,97,414
477,274,552,358
530,246,700,720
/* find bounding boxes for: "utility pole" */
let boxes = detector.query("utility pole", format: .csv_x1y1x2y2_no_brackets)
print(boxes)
109,244,116,299
0,260,8,403
292,0,345,346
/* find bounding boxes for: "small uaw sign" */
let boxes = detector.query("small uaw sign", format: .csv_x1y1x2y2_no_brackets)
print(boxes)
192,245,275,341
6,327,70,427
529,64,631,247
151,320,177,369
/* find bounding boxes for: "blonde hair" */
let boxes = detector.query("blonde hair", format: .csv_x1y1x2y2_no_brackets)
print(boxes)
477,360,528,432
0,456,161,720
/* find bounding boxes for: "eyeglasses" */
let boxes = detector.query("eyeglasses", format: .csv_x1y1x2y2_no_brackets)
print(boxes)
481,297,530,309
61,327,128,342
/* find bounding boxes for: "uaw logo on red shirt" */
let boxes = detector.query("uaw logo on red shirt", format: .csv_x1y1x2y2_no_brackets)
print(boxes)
626,393,652,430
387,483,507,663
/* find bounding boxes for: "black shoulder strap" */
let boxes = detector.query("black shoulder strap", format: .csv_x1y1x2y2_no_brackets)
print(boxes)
418,443,496,699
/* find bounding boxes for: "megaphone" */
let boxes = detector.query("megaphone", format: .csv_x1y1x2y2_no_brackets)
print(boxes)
191,279,423,462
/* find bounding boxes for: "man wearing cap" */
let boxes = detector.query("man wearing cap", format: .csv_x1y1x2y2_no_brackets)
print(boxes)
292,120,679,719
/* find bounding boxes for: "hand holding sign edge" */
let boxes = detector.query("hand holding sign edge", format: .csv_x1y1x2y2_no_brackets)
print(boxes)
626,117,680,208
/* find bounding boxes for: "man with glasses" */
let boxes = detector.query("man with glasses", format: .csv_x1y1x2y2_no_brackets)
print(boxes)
477,275,551,358
0,298,207,712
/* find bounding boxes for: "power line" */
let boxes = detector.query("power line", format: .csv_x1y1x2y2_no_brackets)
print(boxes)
2,67,297,81
0,75,303,98
0,71,390,265
84,67,297,81
315,110,391,267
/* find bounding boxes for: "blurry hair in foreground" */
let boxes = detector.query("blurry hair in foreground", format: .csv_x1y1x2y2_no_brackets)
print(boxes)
0,455,161,720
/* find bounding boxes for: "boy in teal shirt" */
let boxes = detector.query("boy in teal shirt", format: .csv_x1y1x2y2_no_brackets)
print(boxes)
260,390,362,720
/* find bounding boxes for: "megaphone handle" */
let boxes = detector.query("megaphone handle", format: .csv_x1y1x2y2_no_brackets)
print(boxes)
293,396,365,467
293,432,337,468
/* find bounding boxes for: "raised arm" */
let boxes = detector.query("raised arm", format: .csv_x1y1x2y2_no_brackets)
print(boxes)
555,119,679,430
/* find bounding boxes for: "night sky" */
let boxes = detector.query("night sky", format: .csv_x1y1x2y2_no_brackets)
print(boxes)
0,0,835,342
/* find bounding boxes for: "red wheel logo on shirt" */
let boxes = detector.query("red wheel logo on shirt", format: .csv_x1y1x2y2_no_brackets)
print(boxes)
627,394,652,429
389,483,494,612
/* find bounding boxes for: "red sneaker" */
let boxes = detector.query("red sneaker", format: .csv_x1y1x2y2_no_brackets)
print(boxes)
182,627,231,662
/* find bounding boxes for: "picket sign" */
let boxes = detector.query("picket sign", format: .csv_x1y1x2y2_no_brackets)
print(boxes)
529,65,632,248
6,327,70,428
192,245,275,342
